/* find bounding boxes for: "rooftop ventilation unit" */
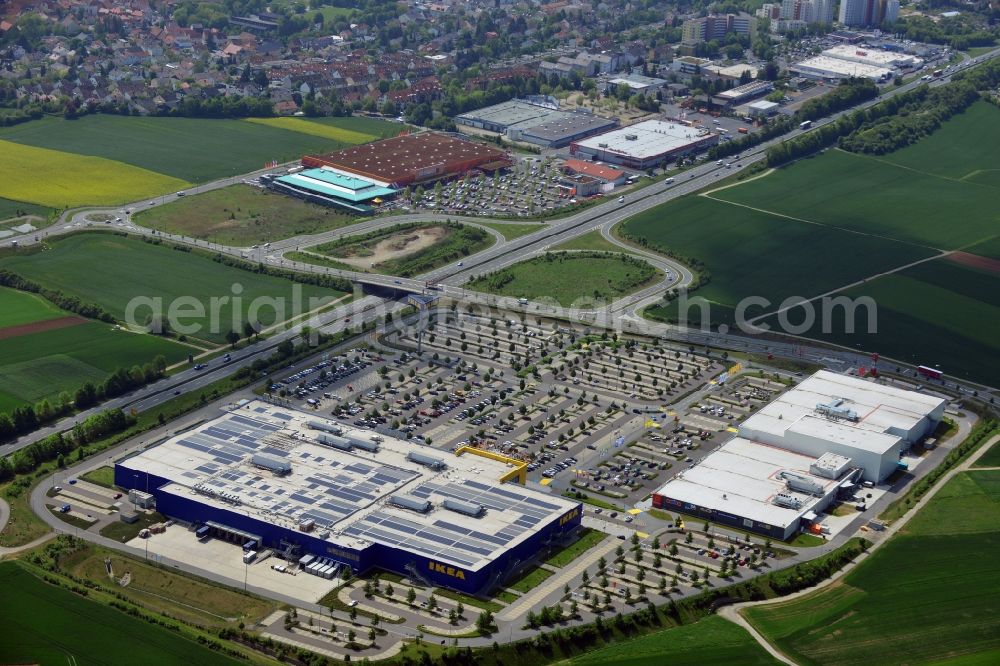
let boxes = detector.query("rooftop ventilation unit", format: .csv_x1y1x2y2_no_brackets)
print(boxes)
407,451,447,470
442,498,485,517
390,493,432,513
307,420,344,436
625,134,638,140
779,471,824,496
316,433,354,451
347,435,379,453
251,453,292,475
772,492,804,510
815,397,859,421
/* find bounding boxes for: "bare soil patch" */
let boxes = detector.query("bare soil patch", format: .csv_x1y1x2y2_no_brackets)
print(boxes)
0,315,88,340
948,251,1000,275
334,226,448,268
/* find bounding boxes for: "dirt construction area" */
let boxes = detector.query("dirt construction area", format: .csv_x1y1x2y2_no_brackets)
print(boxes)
331,226,447,269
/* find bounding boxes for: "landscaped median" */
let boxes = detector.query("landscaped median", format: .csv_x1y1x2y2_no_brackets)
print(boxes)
467,251,660,308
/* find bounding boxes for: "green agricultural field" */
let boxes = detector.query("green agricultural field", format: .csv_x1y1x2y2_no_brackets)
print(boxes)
474,221,545,241
308,222,494,277
0,139,189,208
569,616,780,666
964,236,1000,260
0,561,244,666
0,285,66,328
0,197,51,223
880,101,1000,182
467,252,660,307
624,195,933,326
769,257,1000,384
134,185,363,245
744,469,1000,666
0,234,346,345
0,114,375,184
0,321,189,411
305,115,403,139
712,149,998,249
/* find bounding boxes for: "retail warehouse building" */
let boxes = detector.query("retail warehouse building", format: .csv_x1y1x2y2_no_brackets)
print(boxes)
570,119,719,169
653,371,945,539
115,401,582,594
455,98,617,148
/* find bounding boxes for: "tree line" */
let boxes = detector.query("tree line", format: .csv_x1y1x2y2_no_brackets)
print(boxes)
710,78,878,161
0,408,133,481
0,269,115,322
0,355,167,443
768,58,1000,166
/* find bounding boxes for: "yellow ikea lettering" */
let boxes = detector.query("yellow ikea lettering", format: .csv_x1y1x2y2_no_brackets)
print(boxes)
560,508,580,525
428,561,465,580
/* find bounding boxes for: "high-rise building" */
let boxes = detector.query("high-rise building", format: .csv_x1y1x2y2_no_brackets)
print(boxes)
682,13,758,44
839,0,899,26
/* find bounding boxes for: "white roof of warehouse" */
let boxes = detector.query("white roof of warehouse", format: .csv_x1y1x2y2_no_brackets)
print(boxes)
740,370,945,449
822,44,921,68
655,438,838,529
119,401,577,571
572,120,710,159
792,56,892,79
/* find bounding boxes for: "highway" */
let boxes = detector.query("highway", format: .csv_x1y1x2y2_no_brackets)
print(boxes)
2,48,998,459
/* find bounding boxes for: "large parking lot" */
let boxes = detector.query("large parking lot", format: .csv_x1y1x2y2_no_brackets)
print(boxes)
398,156,647,218
265,309,761,532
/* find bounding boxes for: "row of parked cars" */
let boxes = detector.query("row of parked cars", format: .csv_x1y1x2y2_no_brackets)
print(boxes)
541,456,577,478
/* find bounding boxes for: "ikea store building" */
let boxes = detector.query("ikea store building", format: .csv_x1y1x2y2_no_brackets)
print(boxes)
115,401,581,594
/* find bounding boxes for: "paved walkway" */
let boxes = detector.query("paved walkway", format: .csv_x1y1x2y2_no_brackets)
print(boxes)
497,537,620,622
717,433,1000,666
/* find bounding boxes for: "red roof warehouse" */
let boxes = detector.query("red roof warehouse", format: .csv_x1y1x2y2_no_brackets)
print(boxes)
302,132,511,187
561,158,627,185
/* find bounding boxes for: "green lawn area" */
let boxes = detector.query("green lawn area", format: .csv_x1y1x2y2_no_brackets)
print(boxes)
307,222,494,277
0,285,67,328
80,466,117,489
0,196,51,223
879,101,1000,183
134,185,364,246
625,195,932,326
0,114,367,184
973,438,1000,468
1,234,346,345
554,229,640,255
563,490,621,511
505,564,554,594
0,561,244,666
467,251,660,307
568,616,780,666
712,148,997,249
57,543,276,627
744,470,1000,666
767,257,1000,385
474,221,545,241
544,528,608,568
964,45,999,58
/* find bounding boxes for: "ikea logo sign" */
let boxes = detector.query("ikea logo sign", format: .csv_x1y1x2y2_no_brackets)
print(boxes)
560,508,580,526
428,561,465,580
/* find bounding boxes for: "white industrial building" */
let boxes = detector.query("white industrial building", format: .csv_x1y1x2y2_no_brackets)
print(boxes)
654,371,944,540
738,370,945,482
822,44,921,71
653,438,849,540
569,119,719,169
790,55,893,81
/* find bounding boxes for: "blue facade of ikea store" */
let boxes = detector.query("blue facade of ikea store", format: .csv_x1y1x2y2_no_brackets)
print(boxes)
115,464,582,594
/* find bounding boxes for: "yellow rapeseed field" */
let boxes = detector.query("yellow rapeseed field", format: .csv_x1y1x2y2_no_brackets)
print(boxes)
0,140,190,208
244,117,376,145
